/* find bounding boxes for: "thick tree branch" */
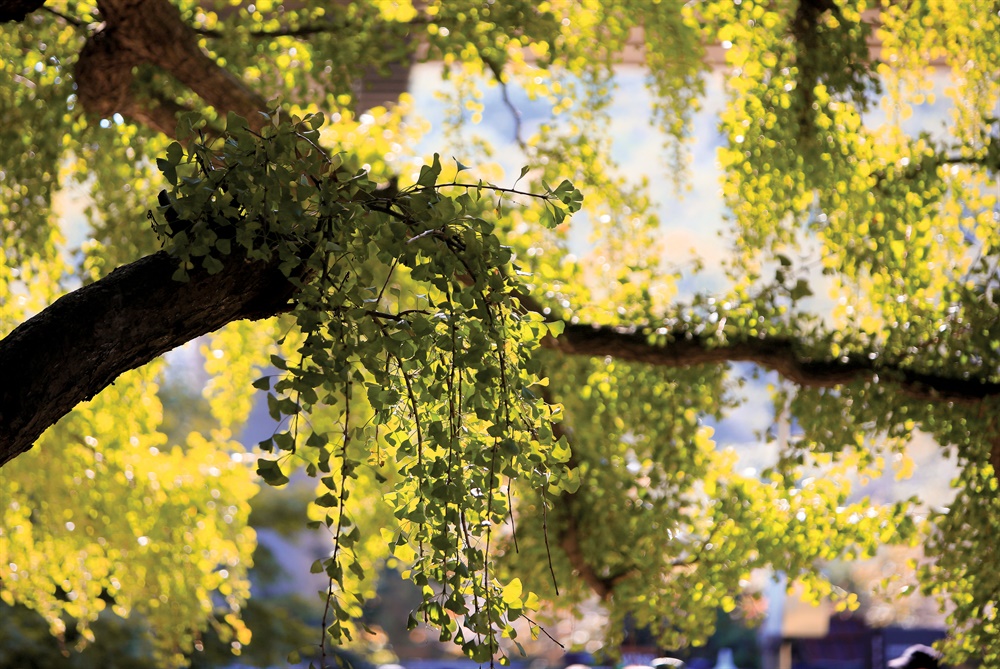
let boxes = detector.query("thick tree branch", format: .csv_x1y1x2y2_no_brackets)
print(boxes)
557,513,618,601
73,0,268,133
0,252,295,467
2,0,997,471
4,260,1000,467
126,92,196,138
546,323,1000,403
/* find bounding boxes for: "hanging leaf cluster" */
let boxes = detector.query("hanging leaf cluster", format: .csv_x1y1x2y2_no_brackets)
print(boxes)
148,109,582,661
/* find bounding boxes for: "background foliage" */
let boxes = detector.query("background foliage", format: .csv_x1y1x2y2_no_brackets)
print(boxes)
2,0,999,666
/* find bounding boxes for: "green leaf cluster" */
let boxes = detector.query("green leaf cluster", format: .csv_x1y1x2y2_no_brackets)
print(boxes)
3,0,1000,666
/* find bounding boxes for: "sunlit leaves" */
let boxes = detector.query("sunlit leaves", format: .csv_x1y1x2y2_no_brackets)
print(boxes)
0,363,257,668
4,0,1000,664
0,12,82,263
144,110,582,660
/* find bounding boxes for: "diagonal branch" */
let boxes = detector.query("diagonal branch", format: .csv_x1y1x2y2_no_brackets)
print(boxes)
42,5,86,27
2,0,997,473
4,260,1000,468
73,0,268,133
0,252,295,467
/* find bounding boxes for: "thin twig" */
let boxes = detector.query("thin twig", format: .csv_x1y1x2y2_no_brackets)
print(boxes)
293,129,333,164
330,307,429,321
482,57,526,149
194,16,429,40
395,350,426,560
521,614,565,648
413,181,556,200
375,257,400,304
507,480,519,553
498,79,526,150
321,374,354,668
319,577,336,667
42,5,87,27
539,479,560,596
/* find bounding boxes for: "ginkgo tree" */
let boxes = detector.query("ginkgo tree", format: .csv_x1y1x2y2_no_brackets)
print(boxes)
1,0,999,667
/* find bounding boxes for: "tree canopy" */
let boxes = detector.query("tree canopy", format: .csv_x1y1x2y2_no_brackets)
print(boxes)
1,0,999,667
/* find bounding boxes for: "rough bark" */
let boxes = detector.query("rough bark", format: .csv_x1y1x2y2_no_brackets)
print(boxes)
73,0,268,132
0,252,295,467
4,252,1000,466
0,0,283,466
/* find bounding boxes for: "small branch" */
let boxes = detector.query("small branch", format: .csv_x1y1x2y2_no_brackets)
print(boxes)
541,388,623,601
42,5,87,27
941,151,1000,171
331,306,428,322
193,16,428,40
366,308,429,321
498,80,526,149
414,181,551,200
557,511,613,601
540,477,561,597
406,228,450,245
293,129,332,163
482,58,526,149
521,614,565,648
319,576,336,667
